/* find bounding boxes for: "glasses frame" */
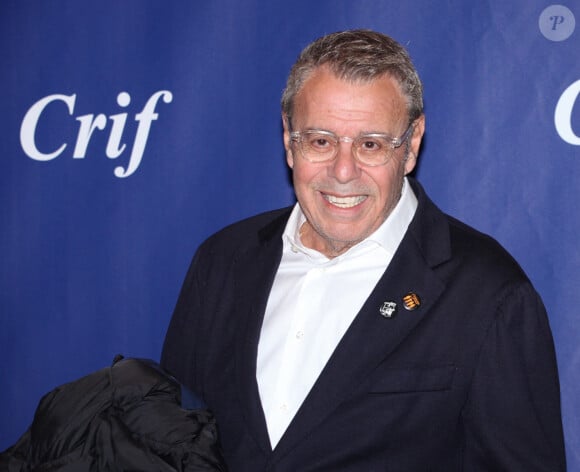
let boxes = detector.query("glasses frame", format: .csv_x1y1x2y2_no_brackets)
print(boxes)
289,122,414,167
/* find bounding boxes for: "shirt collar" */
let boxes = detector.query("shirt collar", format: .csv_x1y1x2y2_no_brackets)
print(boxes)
283,177,418,260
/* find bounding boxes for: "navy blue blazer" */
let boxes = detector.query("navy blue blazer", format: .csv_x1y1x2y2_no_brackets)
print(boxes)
161,178,566,471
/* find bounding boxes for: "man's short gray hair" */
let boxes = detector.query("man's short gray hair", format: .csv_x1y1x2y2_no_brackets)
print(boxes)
281,29,423,126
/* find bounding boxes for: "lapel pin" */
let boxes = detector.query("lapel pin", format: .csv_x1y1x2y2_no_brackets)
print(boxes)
379,301,397,318
402,292,421,311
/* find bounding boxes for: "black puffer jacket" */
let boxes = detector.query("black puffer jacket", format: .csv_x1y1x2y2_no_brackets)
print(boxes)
0,356,227,471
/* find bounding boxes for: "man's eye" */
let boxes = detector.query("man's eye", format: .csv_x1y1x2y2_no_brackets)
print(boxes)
308,136,332,150
359,139,383,152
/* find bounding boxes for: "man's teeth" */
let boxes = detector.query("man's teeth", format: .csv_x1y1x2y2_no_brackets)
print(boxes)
325,195,366,208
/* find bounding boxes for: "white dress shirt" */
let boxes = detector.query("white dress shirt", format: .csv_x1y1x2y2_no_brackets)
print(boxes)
256,178,418,448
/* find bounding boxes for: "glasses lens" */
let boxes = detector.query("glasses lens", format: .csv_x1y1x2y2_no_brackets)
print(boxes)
300,131,338,162
353,135,392,166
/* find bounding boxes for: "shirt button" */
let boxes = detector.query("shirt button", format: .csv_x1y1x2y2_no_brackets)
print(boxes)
280,403,288,411
296,330,304,339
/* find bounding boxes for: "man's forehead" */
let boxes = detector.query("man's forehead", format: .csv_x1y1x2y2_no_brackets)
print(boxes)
292,69,408,126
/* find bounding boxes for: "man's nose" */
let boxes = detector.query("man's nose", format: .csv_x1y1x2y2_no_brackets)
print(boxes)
328,140,361,182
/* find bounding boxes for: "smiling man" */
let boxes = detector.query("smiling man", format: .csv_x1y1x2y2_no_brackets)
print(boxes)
282,64,423,258
161,30,566,471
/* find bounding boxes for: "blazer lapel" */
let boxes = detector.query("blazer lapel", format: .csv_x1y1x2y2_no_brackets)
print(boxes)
272,180,452,459
232,211,289,453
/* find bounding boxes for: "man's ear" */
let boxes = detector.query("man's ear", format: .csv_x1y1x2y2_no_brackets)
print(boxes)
282,113,294,169
404,114,425,175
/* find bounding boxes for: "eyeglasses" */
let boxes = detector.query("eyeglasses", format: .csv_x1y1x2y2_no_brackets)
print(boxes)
289,123,414,166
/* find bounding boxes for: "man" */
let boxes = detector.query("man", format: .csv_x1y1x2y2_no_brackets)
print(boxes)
162,30,566,470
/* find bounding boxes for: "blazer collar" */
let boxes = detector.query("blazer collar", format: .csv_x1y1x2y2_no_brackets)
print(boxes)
407,177,452,268
255,178,451,267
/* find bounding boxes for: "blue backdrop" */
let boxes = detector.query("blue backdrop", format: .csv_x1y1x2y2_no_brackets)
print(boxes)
2,0,579,467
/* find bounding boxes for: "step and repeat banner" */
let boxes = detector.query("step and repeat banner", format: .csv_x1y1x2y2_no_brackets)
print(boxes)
2,0,579,466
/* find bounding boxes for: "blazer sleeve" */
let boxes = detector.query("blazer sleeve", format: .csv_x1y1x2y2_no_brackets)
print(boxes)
461,281,566,471
161,246,207,399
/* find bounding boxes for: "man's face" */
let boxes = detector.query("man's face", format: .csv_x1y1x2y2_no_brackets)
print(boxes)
283,66,425,257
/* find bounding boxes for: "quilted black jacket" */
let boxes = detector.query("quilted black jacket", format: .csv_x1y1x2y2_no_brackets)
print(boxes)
0,356,227,471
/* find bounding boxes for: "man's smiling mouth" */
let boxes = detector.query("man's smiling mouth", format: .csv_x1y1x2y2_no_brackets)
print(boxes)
323,194,367,208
